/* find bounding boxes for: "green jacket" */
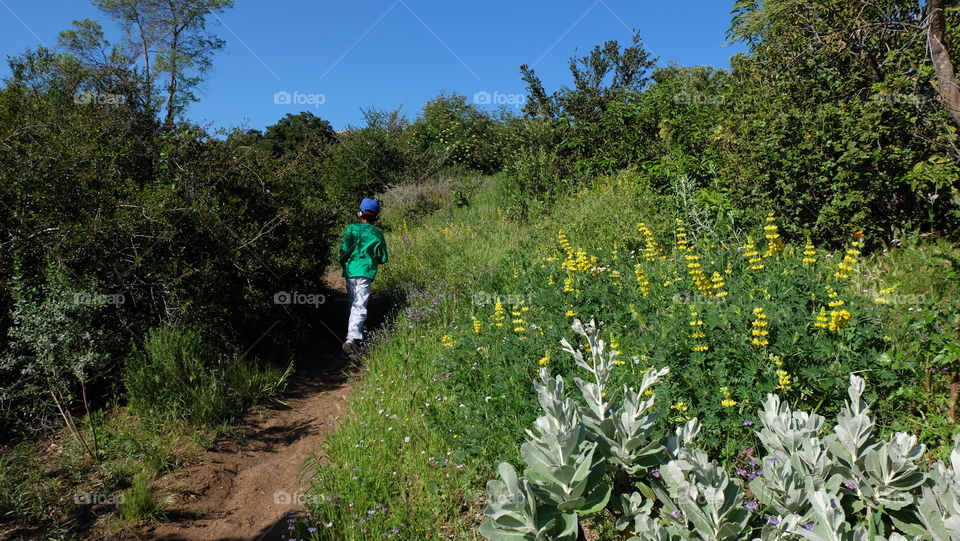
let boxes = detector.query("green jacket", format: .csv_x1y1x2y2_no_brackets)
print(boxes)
339,222,388,280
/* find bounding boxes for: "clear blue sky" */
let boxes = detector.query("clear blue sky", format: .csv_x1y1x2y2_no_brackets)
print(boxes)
0,0,746,131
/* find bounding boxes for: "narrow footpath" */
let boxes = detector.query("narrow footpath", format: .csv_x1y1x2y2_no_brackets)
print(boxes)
135,272,375,541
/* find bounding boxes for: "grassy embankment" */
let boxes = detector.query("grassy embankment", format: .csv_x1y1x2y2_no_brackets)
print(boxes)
295,173,959,539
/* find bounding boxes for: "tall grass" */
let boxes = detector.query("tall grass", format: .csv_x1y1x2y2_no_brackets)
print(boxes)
124,325,291,426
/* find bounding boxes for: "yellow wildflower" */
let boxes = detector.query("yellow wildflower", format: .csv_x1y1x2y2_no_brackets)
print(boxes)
775,369,792,390
634,264,651,296
834,241,861,279
675,219,689,251
538,351,551,366
802,239,817,264
763,214,784,257
638,222,665,261
743,236,765,271
828,309,852,332
493,302,505,327
814,307,829,329
751,307,769,347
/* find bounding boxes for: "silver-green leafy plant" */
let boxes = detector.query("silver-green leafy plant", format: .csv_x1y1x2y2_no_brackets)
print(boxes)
480,366,612,540
654,447,752,540
481,321,960,541
914,437,960,541
563,319,669,475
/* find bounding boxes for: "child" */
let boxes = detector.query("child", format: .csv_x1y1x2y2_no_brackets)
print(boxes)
339,198,388,356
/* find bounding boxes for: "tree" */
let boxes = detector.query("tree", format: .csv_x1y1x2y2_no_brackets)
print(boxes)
927,0,960,128
93,0,234,126
519,30,657,123
259,112,338,157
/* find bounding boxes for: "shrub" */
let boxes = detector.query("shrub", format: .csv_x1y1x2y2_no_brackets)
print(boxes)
0,263,113,437
0,47,341,435
410,93,504,175
480,320,960,540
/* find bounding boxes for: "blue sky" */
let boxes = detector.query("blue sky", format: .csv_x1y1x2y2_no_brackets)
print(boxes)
0,0,747,131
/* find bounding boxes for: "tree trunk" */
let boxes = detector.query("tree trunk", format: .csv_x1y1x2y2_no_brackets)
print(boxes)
136,18,152,113
164,31,178,128
928,0,960,128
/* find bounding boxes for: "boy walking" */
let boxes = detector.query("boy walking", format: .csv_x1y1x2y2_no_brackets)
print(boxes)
339,198,388,356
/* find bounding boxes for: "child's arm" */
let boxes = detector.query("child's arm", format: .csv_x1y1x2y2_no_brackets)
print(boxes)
339,228,353,266
378,237,388,265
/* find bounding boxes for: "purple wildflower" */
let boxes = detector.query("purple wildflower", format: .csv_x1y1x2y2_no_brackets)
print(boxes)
745,501,759,510
651,470,662,478
805,523,815,531
768,516,781,526
671,509,683,519
743,420,754,426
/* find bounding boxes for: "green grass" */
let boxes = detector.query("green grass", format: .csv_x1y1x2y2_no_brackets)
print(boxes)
297,172,959,540
0,442,62,524
119,471,164,524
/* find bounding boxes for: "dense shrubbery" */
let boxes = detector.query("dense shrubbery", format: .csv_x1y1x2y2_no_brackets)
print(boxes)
507,1,960,244
0,80,336,434
0,24,517,439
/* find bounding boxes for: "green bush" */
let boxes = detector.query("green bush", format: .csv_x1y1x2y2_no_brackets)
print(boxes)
0,263,114,435
0,46,340,435
410,93,504,175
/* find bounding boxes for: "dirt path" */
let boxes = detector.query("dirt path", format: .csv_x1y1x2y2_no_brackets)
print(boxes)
138,273,362,541
140,365,351,541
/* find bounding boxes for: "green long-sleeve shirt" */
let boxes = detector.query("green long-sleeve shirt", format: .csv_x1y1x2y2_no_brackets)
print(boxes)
339,222,388,280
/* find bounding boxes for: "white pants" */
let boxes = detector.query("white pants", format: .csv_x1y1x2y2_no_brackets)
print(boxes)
346,277,372,342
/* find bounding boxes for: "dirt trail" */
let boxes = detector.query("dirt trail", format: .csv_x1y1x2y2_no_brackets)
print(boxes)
138,273,361,541
143,369,351,541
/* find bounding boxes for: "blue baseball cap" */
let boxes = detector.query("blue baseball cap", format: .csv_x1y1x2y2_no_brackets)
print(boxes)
359,198,381,217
